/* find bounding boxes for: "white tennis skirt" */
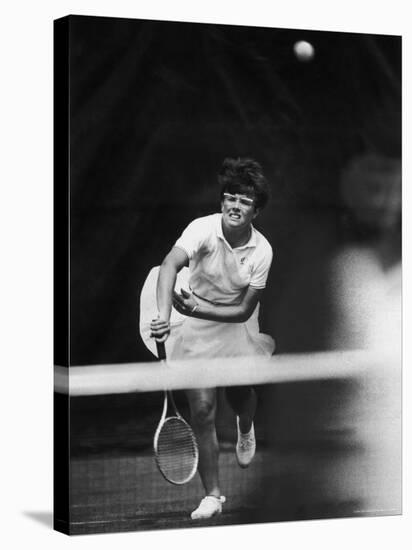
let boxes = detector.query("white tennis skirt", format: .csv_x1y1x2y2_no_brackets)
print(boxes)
169,294,275,360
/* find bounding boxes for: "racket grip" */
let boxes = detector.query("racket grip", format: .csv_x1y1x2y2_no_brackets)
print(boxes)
156,340,166,361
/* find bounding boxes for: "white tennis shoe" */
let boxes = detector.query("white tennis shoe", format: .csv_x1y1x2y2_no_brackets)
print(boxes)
190,495,226,520
236,416,256,468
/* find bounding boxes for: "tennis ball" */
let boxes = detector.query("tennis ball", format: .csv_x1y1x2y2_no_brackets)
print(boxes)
293,40,315,61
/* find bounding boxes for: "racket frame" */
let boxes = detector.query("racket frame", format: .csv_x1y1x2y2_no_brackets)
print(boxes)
153,341,199,485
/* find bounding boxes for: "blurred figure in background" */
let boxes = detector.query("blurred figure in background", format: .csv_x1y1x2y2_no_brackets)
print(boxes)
260,152,402,522
329,152,401,351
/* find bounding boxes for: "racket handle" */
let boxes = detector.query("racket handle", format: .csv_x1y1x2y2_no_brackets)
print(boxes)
156,340,166,361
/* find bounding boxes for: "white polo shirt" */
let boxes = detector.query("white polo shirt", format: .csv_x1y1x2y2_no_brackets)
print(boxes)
174,213,273,305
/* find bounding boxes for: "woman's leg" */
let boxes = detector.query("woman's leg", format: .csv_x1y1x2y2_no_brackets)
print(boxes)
185,387,220,497
226,386,257,468
225,386,257,433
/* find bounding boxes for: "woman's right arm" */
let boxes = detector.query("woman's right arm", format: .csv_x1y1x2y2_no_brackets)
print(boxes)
150,247,189,342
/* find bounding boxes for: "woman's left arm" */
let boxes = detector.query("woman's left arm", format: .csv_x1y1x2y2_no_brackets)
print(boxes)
173,286,262,323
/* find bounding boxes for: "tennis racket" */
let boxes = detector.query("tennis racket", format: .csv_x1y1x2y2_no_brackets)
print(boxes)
153,340,199,485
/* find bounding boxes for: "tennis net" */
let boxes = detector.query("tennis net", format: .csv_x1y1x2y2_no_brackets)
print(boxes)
55,349,401,534
54,348,399,395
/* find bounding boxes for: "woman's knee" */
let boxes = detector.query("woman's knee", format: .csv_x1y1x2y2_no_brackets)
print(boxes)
190,399,216,428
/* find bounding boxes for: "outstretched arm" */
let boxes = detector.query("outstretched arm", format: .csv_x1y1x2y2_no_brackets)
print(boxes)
150,247,189,342
173,286,262,323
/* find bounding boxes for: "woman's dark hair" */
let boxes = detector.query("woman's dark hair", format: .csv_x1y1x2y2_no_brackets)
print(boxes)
218,157,270,210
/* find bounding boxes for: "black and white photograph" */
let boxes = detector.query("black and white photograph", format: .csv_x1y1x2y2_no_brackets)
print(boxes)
52,14,403,536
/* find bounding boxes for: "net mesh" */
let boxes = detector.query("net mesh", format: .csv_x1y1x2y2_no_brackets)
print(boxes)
57,349,401,534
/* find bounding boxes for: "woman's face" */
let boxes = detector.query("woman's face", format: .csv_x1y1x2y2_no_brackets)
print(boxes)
221,192,259,230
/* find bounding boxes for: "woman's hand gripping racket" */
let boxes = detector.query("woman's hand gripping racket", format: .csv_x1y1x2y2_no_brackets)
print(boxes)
153,340,199,485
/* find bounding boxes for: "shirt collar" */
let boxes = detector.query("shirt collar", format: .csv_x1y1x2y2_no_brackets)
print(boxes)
216,214,257,249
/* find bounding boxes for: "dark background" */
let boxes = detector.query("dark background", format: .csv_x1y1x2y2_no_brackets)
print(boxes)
67,15,401,366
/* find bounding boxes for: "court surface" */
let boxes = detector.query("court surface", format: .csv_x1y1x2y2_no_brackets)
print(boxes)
57,350,401,535
69,442,377,535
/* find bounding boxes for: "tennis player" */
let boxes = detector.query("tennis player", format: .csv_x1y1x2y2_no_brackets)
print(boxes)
150,157,274,519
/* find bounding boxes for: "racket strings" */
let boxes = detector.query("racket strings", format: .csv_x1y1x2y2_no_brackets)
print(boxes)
155,417,198,483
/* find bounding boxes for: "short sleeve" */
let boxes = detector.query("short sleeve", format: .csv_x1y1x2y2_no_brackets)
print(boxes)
249,243,273,289
174,217,210,261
